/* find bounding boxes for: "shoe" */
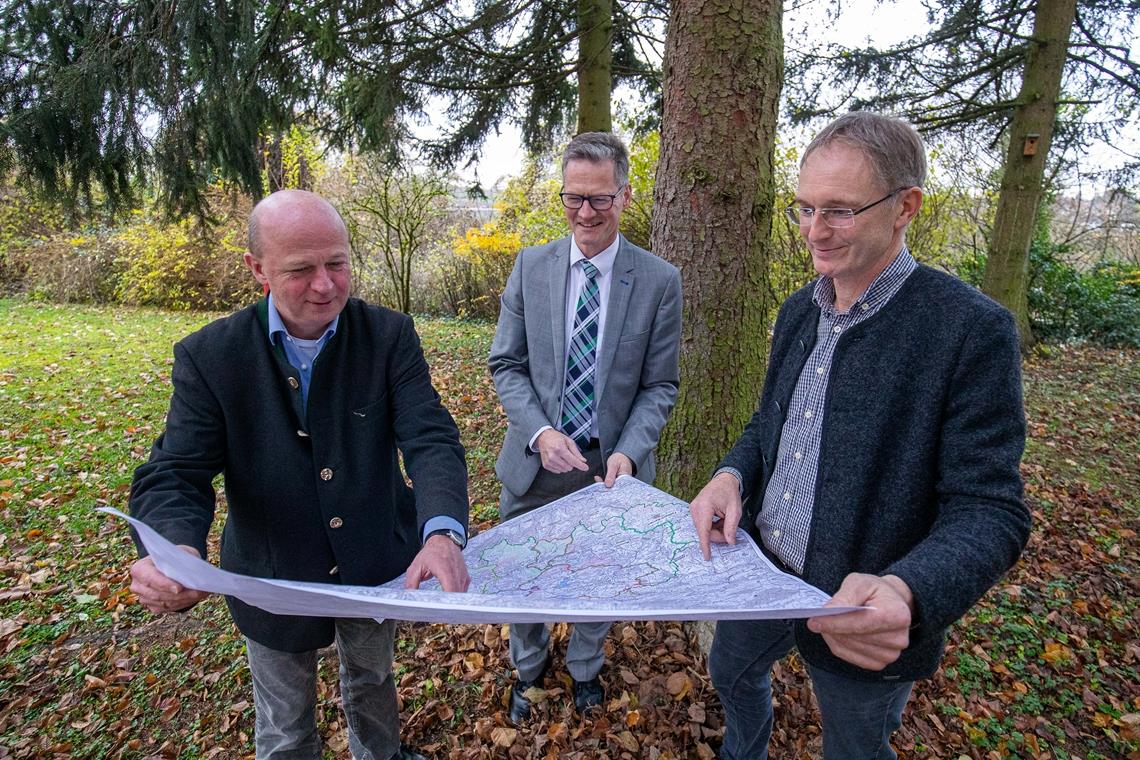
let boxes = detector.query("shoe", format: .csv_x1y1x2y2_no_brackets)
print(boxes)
572,675,604,714
508,664,549,725
389,745,428,760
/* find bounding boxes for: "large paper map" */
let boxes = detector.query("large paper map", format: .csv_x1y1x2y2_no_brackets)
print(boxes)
105,477,855,623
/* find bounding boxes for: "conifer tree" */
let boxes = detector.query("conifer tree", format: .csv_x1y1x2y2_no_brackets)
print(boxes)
0,0,665,217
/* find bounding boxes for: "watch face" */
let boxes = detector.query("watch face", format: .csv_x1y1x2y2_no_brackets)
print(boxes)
432,529,465,549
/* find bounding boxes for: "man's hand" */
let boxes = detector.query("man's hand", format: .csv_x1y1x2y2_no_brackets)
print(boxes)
596,452,634,487
535,429,589,474
130,547,210,614
403,536,471,592
689,471,743,561
807,573,914,671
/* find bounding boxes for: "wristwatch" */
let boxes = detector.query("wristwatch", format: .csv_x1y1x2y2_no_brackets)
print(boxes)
425,528,467,550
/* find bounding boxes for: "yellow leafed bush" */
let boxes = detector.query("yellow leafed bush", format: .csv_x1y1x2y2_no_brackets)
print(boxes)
435,220,524,319
453,221,521,278
113,216,196,308
113,207,256,311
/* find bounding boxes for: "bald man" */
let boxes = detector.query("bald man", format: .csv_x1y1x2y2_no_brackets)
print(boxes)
128,190,469,760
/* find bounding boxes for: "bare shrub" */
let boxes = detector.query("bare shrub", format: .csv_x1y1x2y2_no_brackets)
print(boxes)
12,232,120,303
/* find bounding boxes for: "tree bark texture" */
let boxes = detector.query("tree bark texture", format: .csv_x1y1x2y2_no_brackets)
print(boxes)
651,0,783,500
982,0,1077,352
577,0,614,133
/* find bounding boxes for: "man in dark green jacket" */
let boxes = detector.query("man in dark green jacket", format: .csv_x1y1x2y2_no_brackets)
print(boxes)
689,113,1030,759
129,190,469,760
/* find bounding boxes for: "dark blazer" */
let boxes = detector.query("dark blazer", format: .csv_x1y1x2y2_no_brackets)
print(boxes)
721,265,1030,681
130,298,468,651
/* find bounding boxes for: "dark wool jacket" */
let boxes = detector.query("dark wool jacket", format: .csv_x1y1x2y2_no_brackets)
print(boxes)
130,298,468,651
721,265,1030,682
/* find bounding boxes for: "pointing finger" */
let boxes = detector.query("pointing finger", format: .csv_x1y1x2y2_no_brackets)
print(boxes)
691,506,712,561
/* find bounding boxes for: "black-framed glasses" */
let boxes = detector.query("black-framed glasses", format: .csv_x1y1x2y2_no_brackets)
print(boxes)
784,187,909,228
559,184,627,211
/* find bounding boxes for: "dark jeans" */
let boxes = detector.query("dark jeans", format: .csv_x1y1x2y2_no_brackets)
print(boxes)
709,619,913,760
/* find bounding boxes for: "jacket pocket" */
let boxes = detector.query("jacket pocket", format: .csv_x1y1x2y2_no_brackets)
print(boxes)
349,397,389,424
618,327,650,344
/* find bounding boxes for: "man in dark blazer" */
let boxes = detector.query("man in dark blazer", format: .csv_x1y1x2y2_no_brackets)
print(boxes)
128,190,469,760
689,113,1030,759
489,132,682,722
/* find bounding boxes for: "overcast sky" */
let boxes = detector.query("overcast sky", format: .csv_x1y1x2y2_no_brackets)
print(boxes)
423,0,1137,191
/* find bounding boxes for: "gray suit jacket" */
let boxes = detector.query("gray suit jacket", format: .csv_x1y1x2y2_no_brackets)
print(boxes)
489,235,682,497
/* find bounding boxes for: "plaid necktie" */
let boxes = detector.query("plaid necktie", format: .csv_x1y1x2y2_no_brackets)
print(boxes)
560,260,601,448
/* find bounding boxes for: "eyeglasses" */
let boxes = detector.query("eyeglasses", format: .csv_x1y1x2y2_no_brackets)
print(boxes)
559,185,627,211
784,187,909,228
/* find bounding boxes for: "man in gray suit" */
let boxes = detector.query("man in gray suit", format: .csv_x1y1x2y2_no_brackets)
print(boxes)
489,132,682,723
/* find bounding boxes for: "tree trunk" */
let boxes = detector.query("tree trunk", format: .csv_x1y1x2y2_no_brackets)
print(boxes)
262,134,284,193
576,0,613,133
652,0,784,502
982,0,1077,352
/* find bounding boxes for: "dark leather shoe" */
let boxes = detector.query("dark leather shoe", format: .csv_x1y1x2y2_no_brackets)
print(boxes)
572,675,604,714
389,745,428,760
508,666,548,725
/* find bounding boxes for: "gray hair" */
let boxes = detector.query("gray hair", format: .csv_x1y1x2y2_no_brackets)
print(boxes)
802,112,927,192
248,207,265,258
562,132,630,188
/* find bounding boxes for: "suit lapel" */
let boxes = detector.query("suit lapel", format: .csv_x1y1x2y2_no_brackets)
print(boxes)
595,238,635,401
549,239,571,376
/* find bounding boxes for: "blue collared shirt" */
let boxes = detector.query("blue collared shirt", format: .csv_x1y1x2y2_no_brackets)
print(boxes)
264,295,465,547
267,293,339,412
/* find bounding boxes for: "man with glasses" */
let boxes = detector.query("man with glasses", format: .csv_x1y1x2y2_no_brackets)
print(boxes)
688,112,1029,758
489,131,682,723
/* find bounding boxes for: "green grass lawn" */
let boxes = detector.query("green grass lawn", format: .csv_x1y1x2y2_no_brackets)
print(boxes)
0,298,1136,759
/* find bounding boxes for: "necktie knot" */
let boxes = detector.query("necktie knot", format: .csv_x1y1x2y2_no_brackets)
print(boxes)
581,260,599,280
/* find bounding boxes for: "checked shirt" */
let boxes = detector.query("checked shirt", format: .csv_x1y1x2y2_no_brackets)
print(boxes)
757,249,916,573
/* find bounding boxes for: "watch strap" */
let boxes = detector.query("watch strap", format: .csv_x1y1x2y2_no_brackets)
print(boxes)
425,527,466,550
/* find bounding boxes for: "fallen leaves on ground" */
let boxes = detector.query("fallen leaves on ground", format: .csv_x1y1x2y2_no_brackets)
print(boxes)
0,303,1136,759
387,621,722,759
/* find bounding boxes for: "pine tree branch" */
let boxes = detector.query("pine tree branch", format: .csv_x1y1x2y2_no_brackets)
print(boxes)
1065,52,1140,93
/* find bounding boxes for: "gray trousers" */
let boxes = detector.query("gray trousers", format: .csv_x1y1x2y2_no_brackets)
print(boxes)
500,446,611,682
246,617,398,760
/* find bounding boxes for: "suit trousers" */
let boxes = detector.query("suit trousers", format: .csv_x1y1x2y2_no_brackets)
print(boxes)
709,619,913,759
246,618,398,760
500,446,610,682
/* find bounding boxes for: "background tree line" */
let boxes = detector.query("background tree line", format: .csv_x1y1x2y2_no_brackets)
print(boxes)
2,121,1135,336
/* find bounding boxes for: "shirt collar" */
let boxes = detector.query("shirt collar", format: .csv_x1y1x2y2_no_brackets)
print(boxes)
813,247,917,315
266,292,339,345
569,234,621,278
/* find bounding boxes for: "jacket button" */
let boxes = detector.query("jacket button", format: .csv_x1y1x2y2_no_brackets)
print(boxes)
329,517,343,529
288,377,300,390
320,467,333,481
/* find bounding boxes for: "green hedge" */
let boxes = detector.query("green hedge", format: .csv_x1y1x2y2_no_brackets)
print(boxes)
960,241,1140,348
